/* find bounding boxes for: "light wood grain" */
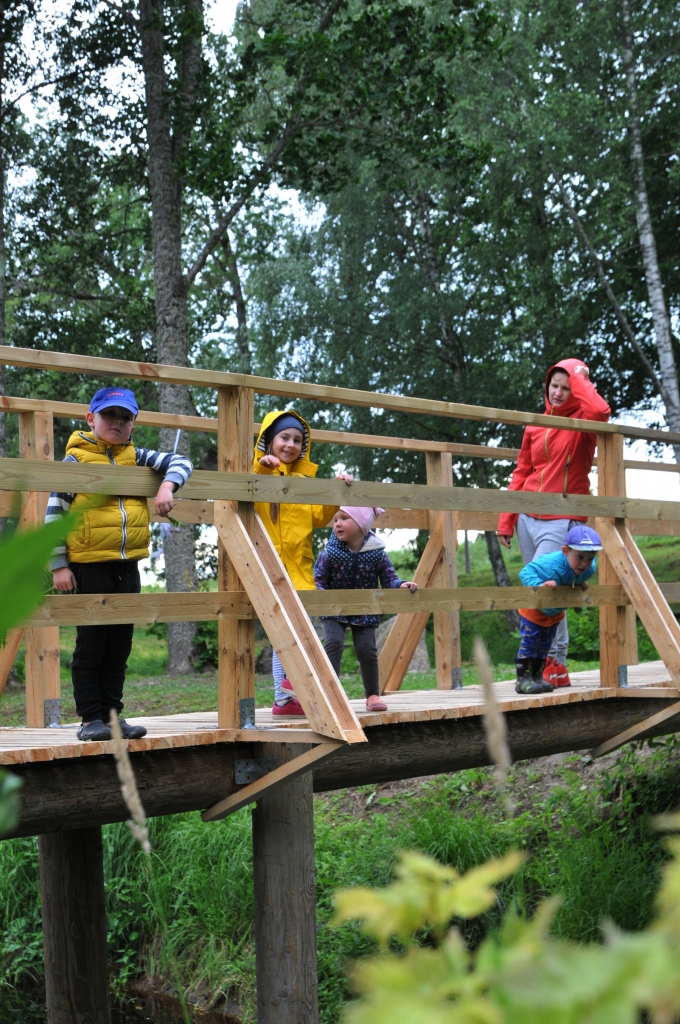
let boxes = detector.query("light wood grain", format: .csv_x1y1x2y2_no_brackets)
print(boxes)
590,700,680,758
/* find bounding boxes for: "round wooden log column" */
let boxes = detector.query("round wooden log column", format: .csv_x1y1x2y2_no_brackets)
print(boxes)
38,826,111,1024
252,744,318,1024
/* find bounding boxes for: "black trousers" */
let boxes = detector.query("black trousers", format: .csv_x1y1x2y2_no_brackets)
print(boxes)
322,618,380,698
70,560,141,723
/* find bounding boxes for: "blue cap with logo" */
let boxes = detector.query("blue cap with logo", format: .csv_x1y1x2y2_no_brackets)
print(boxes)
565,524,602,551
89,387,138,417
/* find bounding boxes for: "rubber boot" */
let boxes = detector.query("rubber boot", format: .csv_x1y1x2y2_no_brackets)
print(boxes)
515,657,545,695
531,657,554,693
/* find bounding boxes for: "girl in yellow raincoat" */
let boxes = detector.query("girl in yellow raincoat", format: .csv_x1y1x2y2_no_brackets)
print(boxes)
254,410,352,714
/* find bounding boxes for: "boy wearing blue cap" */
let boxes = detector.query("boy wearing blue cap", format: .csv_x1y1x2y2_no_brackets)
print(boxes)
45,387,193,741
515,525,602,695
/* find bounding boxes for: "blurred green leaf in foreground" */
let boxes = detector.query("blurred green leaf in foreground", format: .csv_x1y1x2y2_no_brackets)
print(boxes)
0,518,74,645
335,839,680,1024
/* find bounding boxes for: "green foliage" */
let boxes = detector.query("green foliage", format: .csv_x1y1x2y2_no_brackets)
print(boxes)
0,772,21,840
335,830,680,1024
0,518,74,645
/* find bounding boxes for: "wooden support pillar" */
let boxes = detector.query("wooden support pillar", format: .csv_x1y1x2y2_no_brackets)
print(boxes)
426,452,462,688
597,433,635,687
39,827,111,1024
216,386,255,728
19,411,60,726
252,744,318,1024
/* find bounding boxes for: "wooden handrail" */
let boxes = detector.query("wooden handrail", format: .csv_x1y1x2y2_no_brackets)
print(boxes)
24,584,635,628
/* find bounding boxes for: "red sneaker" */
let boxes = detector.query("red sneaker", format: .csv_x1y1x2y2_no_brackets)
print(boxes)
281,677,295,694
542,657,558,687
552,661,571,687
272,698,306,716
366,694,388,712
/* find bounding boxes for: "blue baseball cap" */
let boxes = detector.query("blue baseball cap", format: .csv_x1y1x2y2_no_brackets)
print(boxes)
90,387,138,417
565,524,602,551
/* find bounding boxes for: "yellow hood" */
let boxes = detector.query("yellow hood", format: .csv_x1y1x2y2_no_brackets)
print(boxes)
253,409,317,478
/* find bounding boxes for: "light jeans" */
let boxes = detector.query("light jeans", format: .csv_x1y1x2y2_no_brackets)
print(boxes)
516,514,576,664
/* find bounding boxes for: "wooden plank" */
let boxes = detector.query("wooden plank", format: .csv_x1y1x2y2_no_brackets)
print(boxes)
596,517,680,688
628,518,680,537
0,344,624,434
39,827,111,1023
217,386,255,730
19,412,60,728
625,459,680,473
426,452,461,689
590,700,680,759
380,518,445,694
216,505,365,743
25,584,631,628
0,628,24,694
597,434,628,687
251,743,321,1024
201,741,341,821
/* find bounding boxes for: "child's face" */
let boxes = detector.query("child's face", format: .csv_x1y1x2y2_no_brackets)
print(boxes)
269,428,303,463
562,545,596,574
333,511,365,548
548,370,571,408
86,406,136,445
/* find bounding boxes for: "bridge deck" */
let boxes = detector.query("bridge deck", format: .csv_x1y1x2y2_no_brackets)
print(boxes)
0,662,674,766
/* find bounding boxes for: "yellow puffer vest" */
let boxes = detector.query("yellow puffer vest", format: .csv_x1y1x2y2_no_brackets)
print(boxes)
65,431,150,563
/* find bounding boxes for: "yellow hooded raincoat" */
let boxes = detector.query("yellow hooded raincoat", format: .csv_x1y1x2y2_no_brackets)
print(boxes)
254,411,338,590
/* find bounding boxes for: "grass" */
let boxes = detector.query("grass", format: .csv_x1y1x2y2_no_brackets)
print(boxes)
1,740,680,1022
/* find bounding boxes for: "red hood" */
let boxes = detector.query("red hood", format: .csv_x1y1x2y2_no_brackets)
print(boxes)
544,358,588,416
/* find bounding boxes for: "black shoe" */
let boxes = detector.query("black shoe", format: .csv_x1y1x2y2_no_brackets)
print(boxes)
118,718,147,739
77,719,112,741
531,657,554,693
515,658,545,695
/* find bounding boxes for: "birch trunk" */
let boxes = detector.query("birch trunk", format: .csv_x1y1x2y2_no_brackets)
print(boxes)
138,0,203,672
621,0,680,440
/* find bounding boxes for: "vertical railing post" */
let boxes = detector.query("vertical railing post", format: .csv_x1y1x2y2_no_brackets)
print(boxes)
598,432,632,687
18,410,60,726
216,386,255,728
426,452,462,688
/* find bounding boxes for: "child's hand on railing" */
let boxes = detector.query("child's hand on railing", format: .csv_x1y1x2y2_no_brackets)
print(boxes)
335,472,354,485
52,568,75,592
580,581,589,590
155,481,176,517
542,580,558,589
400,581,419,592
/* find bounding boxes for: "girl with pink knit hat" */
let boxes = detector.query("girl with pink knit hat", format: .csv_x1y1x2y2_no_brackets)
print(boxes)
313,506,418,712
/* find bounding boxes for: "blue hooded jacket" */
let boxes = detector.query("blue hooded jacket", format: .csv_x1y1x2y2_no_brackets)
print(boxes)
519,550,596,617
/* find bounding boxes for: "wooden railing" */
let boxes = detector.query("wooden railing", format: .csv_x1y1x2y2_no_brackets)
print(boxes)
2,347,680,740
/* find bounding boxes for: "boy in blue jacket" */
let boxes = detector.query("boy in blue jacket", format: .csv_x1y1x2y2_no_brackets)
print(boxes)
515,524,602,695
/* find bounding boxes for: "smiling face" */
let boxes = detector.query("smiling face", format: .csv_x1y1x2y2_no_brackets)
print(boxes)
562,546,596,574
269,427,304,464
86,406,136,444
333,510,365,550
548,370,571,408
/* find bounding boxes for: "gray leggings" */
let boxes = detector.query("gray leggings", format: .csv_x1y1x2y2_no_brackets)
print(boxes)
323,619,380,698
516,514,578,664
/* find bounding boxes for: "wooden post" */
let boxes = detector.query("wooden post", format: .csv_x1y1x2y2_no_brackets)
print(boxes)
252,743,318,1024
216,386,255,728
426,452,462,688
39,827,111,1024
19,411,60,726
597,433,631,687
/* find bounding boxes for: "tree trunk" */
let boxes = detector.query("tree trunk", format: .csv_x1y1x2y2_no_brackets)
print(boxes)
484,531,520,631
621,0,680,439
221,231,251,373
138,0,203,671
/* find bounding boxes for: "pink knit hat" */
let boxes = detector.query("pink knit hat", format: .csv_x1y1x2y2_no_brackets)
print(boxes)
339,506,385,535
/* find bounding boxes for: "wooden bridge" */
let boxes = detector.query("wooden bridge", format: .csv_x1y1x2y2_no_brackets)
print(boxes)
2,345,680,1023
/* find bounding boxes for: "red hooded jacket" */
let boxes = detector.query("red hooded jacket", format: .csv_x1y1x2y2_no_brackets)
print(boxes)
497,359,611,537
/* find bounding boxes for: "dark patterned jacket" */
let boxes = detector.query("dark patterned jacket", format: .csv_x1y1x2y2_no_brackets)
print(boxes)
313,531,405,627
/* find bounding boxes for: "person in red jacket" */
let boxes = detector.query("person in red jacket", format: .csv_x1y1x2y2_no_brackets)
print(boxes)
497,358,610,688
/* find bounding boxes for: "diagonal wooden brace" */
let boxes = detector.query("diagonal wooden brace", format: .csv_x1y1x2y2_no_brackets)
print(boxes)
215,502,366,744
596,517,680,689
0,628,24,696
380,517,445,693
590,700,680,759
201,741,342,821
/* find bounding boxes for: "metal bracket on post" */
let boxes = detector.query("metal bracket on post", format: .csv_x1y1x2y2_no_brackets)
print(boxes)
618,665,628,688
239,697,256,729
234,757,277,786
451,667,463,690
44,698,62,728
